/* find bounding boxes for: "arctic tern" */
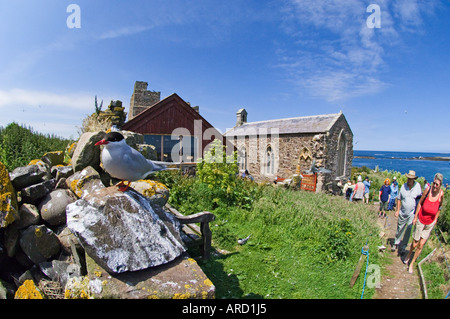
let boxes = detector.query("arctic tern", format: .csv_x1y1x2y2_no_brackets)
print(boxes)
95,131,177,191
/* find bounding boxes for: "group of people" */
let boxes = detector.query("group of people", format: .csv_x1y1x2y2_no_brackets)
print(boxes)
344,169,445,274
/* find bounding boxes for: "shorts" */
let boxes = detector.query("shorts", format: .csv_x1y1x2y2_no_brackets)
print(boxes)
379,201,389,211
413,219,435,241
364,193,369,199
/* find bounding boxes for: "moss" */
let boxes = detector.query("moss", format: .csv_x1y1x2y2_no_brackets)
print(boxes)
14,280,44,299
0,161,19,228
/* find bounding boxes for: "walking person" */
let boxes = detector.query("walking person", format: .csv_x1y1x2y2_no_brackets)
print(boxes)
392,170,422,256
379,178,391,218
387,177,399,211
351,176,365,202
363,176,372,204
403,173,445,273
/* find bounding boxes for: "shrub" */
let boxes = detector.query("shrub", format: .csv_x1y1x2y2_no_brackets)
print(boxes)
0,123,71,171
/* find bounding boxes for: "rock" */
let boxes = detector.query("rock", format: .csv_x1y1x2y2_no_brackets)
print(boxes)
39,260,81,288
4,225,19,257
9,162,50,190
41,151,65,167
51,165,73,181
0,162,19,228
66,166,105,198
14,279,44,299
57,226,82,254
38,189,77,226
20,179,56,205
16,203,41,229
129,179,170,207
137,144,158,160
120,130,144,148
0,278,15,299
85,253,215,299
66,187,186,273
19,225,61,264
71,131,105,172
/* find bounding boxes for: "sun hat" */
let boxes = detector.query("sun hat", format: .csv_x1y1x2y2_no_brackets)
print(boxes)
405,170,418,179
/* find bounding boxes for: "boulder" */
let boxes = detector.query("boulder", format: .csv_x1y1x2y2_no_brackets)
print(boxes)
129,179,170,207
136,144,158,161
15,203,41,229
84,253,215,299
0,162,19,228
19,225,61,264
51,165,73,181
14,279,44,299
41,151,65,167
38,189,78,226
20,179,56,205
66,166,105,198
39,260,81,288
71,131,105,172
9,163,49,190
66,187,186,273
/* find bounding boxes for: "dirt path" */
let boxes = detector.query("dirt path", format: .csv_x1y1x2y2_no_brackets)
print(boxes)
371,207,422,299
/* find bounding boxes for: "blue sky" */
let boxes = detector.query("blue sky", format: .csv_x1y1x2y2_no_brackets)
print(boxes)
0,0,449,153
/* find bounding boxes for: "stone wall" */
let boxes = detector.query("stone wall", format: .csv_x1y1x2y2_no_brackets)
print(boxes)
129,81,161,120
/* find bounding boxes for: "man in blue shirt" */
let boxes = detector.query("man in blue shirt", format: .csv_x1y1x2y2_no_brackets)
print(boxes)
363,176,372,204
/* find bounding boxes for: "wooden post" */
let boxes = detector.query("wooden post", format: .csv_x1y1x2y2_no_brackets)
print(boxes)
349,245,369,288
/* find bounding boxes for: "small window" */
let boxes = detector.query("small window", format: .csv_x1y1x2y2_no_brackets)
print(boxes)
238,147,247,171
265,146,275,175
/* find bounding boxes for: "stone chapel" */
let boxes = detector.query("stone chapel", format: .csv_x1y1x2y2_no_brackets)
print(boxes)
224,109,353,191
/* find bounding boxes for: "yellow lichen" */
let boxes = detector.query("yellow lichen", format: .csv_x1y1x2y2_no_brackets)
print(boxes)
14,280,44,299
0,162,19,228
173,292,192,299
34,227,43,238
94,271,102,278
203,279,213,287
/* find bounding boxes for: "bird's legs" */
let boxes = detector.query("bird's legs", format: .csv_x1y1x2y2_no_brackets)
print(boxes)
117,181,131,192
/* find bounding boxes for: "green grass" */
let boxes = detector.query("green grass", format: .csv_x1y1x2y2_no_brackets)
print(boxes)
189,187,385,299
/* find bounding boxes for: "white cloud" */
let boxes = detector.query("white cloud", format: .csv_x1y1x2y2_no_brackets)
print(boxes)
97,25,154,40
0,88,94,111
277,0,437,101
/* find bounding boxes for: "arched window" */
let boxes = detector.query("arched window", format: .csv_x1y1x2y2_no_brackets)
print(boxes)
238,147,247,171
337,130,347,176
265,145,275,175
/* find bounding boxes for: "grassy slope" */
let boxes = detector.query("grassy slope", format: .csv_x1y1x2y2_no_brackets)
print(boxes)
194,186,385,299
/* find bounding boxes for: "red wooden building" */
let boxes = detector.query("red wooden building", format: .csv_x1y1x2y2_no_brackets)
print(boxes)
122,92,224,163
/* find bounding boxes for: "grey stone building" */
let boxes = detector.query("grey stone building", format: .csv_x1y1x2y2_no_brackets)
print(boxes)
224,109,353,191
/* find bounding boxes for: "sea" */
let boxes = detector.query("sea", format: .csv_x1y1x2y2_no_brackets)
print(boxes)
353,150,450,186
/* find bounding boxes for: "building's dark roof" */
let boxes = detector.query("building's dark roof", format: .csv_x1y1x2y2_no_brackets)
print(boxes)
225,112,344,136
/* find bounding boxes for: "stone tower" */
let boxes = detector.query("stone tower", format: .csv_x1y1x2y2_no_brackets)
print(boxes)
128,81,161,120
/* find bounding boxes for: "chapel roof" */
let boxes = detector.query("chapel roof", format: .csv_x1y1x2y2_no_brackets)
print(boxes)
225,112,345,136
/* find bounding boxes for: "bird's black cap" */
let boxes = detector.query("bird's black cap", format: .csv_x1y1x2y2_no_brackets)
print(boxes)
104,131,125,142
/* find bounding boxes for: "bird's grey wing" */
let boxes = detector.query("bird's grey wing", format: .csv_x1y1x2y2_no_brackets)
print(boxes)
123,148,154,176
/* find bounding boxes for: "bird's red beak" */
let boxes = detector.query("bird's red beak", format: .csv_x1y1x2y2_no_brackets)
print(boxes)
95,139,108,146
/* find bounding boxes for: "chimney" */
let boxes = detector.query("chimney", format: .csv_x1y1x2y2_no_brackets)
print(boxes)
236,108,247,126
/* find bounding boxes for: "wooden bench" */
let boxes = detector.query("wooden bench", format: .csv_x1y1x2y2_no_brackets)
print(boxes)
165,204,215,260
